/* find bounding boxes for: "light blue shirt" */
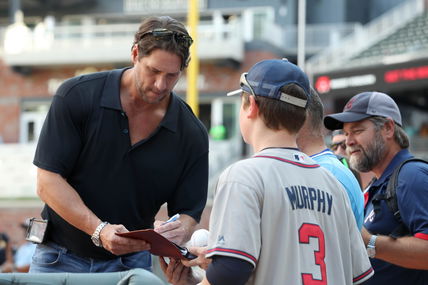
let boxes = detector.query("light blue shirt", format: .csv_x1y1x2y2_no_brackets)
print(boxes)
311,149,364,229
14,242,36,267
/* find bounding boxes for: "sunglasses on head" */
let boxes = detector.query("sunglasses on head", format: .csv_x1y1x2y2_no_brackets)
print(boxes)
140,28,193,48
238,72,307,108
239,72,257,97
330,140,346,151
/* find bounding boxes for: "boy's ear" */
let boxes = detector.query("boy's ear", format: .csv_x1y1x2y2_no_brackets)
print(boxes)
247,96,259,118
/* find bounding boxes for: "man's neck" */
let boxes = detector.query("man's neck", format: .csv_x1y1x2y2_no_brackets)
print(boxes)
251,129,298,153
298,137,327,157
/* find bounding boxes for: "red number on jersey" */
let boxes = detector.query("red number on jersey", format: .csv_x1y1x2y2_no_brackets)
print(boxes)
298,223,327,285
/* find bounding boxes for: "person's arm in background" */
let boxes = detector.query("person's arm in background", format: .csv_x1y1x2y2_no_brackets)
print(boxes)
159,247,253,285
15,263,31,273
37,168,150,256
159,257,202,285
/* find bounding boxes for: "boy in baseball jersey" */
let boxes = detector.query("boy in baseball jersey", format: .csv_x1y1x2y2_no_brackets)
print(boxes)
160,59,374,285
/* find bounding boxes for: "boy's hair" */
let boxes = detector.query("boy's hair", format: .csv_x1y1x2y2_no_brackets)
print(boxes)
305,87,325,137
242,83,307,133
133,16,192,70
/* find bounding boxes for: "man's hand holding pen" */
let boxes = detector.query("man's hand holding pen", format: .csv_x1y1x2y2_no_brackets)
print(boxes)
155,213,188,245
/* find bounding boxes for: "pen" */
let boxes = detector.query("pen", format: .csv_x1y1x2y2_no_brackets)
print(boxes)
162,213,180,225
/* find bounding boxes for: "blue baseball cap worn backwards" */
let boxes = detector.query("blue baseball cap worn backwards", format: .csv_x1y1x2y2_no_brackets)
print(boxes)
227,59,310,108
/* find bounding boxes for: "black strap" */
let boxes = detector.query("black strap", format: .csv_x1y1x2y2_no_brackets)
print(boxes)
385,158,428,238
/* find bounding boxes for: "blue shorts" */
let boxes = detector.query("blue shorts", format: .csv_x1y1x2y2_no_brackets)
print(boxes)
29,242,152,273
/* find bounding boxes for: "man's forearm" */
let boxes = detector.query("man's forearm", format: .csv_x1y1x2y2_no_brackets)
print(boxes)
36,168,101,236
375,235,428,269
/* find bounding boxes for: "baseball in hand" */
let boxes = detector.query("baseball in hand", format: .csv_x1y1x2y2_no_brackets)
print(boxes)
189,229,209,247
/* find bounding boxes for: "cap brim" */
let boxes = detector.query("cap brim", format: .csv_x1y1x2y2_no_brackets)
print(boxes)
226,89,241,97
324,112,371,130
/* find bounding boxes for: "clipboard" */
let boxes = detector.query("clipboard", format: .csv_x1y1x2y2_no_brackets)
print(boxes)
116,229,196,260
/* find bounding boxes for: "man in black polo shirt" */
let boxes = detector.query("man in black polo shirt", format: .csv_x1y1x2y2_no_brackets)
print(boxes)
30,16,208,273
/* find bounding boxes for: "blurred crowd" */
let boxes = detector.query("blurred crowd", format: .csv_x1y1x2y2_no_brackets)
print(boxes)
0,219,36,273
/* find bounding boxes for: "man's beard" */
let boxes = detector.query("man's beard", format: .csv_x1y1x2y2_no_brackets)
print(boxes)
349,130,386,172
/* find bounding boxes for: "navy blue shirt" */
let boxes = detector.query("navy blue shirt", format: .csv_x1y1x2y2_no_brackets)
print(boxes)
34,68,209,259
364,149,428,285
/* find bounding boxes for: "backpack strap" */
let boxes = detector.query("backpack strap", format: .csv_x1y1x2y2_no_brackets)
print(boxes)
385,158,428,238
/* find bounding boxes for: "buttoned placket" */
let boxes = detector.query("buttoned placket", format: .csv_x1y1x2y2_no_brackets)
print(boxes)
118,110,133,149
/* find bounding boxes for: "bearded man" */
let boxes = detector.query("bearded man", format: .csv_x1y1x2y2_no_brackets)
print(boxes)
324,91,428,285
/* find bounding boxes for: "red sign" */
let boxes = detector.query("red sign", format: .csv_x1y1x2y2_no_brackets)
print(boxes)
313,59,428,96
315,76,331,93
384,65,428,83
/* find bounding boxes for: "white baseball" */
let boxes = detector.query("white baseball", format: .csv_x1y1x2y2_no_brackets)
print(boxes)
189,229,210,247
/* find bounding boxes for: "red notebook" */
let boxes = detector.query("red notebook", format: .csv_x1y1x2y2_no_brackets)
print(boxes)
116,229,195,260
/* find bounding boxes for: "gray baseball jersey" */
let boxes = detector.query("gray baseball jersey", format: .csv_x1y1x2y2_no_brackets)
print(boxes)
206,148,373,285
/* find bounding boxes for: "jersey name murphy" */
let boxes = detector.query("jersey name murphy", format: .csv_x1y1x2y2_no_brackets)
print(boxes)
285,185,333,215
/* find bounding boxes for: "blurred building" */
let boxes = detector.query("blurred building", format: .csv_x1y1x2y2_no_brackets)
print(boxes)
307,0,428,158
0,0,426,201
0,0,406,143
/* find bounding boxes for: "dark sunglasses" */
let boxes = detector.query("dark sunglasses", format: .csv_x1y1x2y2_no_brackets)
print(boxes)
140,28,193,48
330,140,346,151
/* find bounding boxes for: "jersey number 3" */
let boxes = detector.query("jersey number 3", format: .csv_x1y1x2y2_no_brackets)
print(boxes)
299,223,327,285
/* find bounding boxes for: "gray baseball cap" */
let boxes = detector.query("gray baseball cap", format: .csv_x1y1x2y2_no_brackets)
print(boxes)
324,91,402,130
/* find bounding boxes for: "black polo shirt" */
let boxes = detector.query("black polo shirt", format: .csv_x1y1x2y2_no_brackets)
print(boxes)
34,68,209,259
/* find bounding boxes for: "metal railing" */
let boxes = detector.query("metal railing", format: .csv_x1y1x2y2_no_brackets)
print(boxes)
277,23,361,54
306,0,425,74
123,0,207,13
0,13,244,66
0,7,366,67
